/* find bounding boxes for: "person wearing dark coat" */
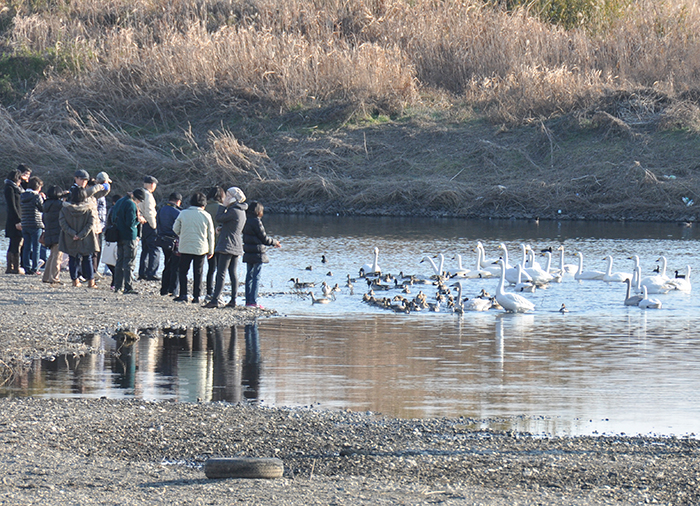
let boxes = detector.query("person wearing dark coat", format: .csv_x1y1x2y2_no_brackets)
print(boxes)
3,168,24,274
20,176,45,275
59,187,99,287
156,192,182,296
111,190,145,294
41,186,67,284
242,201,280,308
204,187,248,308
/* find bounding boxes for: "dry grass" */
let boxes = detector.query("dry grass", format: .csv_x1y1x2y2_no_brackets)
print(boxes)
2,0,700,219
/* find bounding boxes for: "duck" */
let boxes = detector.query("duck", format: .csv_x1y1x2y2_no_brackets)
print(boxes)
360,247,381,277
574,252,605,281
309,291,331,304
290,278,315,290
495,259,535,313
603,255,632,283
559,303,569,313
321,281,332,297
623,277,644,306
638,286,662,309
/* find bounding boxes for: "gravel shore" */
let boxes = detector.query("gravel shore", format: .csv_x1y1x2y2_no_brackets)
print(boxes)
2,272,700,505
0,273,270,369
1,398,699,505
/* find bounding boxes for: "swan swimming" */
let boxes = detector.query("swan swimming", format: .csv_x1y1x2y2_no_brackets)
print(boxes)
420,254,445,278
668,265,692,293
574,252,605,281
638,286,662,309
603,255,632,283
360,247,381,277
623,278,643,306
447,254,472,278
498,243,532,285
495,259,535,313
636,254,674,294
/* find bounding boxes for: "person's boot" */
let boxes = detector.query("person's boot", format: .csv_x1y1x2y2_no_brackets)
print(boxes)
7,252,20,274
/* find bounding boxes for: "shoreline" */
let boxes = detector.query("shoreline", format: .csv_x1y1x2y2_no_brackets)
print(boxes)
0,273,272,369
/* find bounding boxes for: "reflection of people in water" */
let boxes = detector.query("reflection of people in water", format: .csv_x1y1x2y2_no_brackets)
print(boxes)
243,323,261,400
111,334,137,392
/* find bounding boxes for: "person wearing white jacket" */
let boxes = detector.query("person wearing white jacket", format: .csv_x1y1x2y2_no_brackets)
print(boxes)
172,192,214,303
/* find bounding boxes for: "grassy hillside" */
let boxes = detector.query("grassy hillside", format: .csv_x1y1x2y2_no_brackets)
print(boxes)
1,0,700,220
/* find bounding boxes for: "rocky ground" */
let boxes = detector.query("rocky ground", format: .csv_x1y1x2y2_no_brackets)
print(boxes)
1,272,700,505
0,398,699,505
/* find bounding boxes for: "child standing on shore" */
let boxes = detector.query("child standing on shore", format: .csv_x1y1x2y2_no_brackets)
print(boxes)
242,201,280,309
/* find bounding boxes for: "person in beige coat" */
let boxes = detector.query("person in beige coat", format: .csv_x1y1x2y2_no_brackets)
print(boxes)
172,192,214,303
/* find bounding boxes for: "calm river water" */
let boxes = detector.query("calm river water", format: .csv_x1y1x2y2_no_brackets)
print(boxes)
2,215,700,437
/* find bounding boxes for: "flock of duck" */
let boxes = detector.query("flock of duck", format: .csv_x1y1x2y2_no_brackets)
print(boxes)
293,243,691,314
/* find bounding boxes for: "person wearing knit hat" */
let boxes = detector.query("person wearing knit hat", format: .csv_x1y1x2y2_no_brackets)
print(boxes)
203,187,248,308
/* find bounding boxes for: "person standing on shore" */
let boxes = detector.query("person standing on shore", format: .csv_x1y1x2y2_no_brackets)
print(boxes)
204,186,225,299
138,175,160,281
112,190,146,294
204,187,248,308
156,192,182,297
173,192,215,304
41,186,68,284
92,172,112,276
59,186,99,288
4,168,25,274
19,176,45,275
242,201,280,309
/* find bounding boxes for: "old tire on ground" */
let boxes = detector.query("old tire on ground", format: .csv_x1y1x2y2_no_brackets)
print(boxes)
203,458,284,479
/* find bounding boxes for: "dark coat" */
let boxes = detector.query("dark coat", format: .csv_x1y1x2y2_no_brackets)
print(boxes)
42,198,64,247
112,196,139,241
58,201,99,257
215,202,247,255
20,190,44,230
4,179,22,239
242,214,278,264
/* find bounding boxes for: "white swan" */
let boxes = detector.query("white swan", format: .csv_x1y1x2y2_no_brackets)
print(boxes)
603,255,631,283
360,247,381,277
668,265,692,293
655,256,672,283
476,241,500,269
623,278,643,306
515,264,536,293
543,251,563,283
499,243,531,285
420,254,445,278
637,254,674,294
638,286,662,309
574,252,605,281
495,259,535,313
556,246,578,277
447,255,472,278
473,245,499,277
524,249,554,285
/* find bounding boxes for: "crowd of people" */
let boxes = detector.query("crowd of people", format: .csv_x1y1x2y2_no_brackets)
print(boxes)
3,165,281,308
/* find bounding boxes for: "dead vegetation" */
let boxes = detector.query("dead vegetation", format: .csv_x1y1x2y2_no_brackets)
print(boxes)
1,0,700,220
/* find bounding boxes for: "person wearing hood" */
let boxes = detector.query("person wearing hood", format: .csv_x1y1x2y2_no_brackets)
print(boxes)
59,186,100,288
204,187,248,308
20,176,45,275
4,167,24,274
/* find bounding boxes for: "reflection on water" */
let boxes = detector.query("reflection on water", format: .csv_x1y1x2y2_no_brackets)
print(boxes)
2,215,700,437
3,312,700,437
